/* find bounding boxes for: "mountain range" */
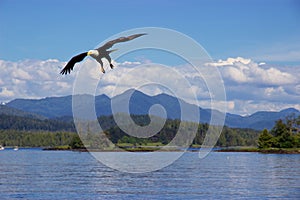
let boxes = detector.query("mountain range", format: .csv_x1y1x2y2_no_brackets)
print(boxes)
3,89,300,130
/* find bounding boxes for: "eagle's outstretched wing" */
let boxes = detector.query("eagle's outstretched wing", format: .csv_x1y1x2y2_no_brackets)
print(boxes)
98,33,147,51
60,33,146,75
60,52,88,75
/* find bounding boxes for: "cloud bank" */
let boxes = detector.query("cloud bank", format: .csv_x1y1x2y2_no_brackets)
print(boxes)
0,59,73,101
205,57,300,114
0,57,299,115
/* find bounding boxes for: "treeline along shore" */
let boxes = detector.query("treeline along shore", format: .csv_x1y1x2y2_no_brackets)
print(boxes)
0,113,299,153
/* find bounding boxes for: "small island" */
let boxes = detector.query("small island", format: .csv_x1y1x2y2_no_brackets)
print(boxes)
217,115,300,154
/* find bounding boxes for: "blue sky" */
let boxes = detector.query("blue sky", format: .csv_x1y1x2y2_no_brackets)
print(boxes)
1,0,299,63
0,0,300,115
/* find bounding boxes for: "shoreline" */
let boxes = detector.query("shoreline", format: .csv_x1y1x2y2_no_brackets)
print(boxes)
42,146,300,154
216,147,300,154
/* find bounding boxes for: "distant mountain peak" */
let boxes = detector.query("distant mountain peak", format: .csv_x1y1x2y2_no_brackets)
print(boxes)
280,108,299,113
5,89,300,130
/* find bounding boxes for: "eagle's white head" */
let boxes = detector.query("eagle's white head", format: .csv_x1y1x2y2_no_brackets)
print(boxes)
87,50,99,57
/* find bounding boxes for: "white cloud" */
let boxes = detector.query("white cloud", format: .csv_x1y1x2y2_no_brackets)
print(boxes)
0,59,73,101
258,62,266,66
205,57,300,114
261,67,296,85
264,86,285,97
13,68,32,80
205,57,251,67
0,57,299,115
206,57,297,85
0,87,14,97
232,100,300,116
223,66,249,83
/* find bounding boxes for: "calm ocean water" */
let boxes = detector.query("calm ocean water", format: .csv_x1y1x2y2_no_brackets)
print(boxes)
0,148,299,199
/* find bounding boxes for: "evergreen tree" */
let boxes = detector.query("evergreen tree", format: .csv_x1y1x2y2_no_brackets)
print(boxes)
258,129,273,149
69,135,84,149
271,119,288,137
258,116,300,149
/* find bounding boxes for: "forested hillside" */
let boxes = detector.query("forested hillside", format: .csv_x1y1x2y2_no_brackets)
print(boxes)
0,114,75,132
0,113,260,148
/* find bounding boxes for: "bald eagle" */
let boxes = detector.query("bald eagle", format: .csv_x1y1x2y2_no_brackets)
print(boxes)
60,33,146,75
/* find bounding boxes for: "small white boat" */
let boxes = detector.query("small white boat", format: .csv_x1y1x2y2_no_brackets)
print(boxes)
0,145,4,150
13,146,19,151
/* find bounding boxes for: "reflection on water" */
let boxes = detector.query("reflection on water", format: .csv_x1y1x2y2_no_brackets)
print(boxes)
0,149,299,199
